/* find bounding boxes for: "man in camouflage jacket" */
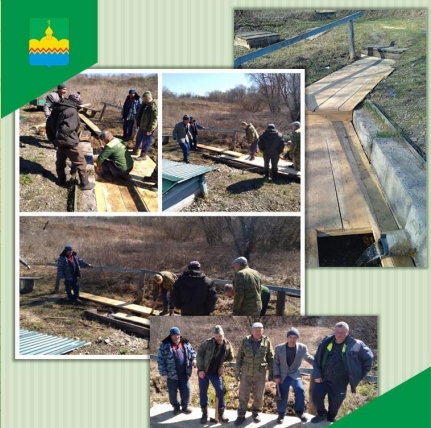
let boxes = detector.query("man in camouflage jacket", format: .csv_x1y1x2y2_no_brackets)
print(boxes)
157,326,197,415
232,257,262,317
134,91,158,160
234,322,274,426
289,121,301,171
241,122,259,161
151,271,178,315
197,325,234,424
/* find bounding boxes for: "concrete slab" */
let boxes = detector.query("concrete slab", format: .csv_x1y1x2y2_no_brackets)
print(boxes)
150,404,331,428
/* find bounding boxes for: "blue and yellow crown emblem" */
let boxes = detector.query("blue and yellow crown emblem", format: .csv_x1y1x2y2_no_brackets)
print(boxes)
29,19,69,67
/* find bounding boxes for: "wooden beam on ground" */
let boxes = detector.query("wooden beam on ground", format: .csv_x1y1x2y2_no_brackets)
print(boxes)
197,144,244,158
84,309,150,337
79,113,101,134
80,292,155,316
112,312,151,327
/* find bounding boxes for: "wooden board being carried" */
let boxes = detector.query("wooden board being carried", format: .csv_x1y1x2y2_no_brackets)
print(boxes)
80,292,158,316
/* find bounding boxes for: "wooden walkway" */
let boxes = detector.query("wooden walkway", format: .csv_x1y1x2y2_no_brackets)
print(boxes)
305,57,413,267
94,154,158,212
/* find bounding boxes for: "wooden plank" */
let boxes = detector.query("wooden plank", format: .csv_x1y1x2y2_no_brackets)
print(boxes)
305,119,342,231
112,312,151,327
327,121,371,230
84,309,150,337
305,230,320,268
79,113,101,133
197,144,243,158
80,292,153,316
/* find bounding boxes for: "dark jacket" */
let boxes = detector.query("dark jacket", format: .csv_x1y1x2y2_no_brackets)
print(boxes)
122,95,141,121
157,335,196,380
171,270,218,315
57,250,91,281
197,337,234,374
258,128,284,156
313,334,374,393
47,99,81,147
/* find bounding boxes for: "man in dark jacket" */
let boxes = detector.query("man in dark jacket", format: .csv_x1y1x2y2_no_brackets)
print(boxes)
49,93,95,190
95,131,134,181
197,325,234,424
172,115,193,163
121,88,141,142
171,261,218,315
189,117,204,151
157,327,197,415
258,124,284,180
57,245,92,303
311,321,374,423
134,91,158,160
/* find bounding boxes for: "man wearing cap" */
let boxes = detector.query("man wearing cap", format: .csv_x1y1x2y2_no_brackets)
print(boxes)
171,261,218,316
151,271,178,316
311,322,374,423
57,245,92,303
134,91,158,160
95,131,134,181
273,327,314,424
172,115,194,163
157,326,197,415
188,117,200,151
289,121,301,171
235,322,274,426
258,124,285,180
241,122,259,161
231,257,262,317
224,283,270,316
44,84,67,119
197,325,234,424
49,93,95,190
121,89,142,142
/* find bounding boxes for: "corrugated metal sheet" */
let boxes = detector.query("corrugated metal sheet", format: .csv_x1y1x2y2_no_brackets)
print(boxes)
19,329,91,355
163,177,203,210
162,159,214,193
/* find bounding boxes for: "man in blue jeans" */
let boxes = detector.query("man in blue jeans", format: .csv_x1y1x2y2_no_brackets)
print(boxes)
273,327,314,424
57,245,92,303
197,325,234,424
157,327,197,415
172,115,193,163
311,322,374,423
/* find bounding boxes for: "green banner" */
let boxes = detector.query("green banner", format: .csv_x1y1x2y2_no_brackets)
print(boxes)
1,0,98,117
336,368,431,426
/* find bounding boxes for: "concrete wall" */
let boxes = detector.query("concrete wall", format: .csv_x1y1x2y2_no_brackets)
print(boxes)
353,105,427,267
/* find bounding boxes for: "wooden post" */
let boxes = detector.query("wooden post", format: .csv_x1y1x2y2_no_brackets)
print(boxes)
54,272,61,293
308,375,317,415
136,271,146,303
99,103,107,121
347,20,356,59
276,291,285,315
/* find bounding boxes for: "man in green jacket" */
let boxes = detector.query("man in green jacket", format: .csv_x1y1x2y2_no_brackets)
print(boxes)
289,121,301,171
197,325,234,424
235,322,274,426
224,283,270,316
134,91,158,161
232,257,262,316
241,122,259,161
96,131,134,181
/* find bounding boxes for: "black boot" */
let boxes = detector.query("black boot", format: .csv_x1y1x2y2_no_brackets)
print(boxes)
56,169,67,186
200,407,208,424
219,408,229,423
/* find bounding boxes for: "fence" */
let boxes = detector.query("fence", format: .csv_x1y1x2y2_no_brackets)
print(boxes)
234,11,363,68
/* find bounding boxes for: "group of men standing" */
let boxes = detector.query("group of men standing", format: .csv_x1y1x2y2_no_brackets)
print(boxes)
157,321,373,425
43,84,157,189
242,121,301,180
152,257,267,316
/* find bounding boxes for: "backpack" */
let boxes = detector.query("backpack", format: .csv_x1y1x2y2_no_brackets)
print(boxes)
46,104,64,144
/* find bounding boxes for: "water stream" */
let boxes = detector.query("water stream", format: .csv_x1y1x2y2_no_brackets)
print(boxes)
355,241,383,266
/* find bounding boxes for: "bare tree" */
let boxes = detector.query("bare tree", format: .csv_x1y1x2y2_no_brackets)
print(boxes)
248,73,282,113
276,73,301,121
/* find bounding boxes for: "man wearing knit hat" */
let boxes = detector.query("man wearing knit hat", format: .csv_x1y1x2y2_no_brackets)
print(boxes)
157,326,197,415
57,244,92,303
232,257,262,317
151,271,178,315
257,123,285,180
121,88,142,142
273,327,314,424
241,121,259,161
311,322,374,423
171,261,218,315
197,325,234,424
134,91,158,160
235,322,274,426
172,115,194,163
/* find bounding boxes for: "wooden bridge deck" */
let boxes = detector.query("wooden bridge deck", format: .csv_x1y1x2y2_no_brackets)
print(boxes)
304,57,412,267
305,56,394,114
94,154,158,212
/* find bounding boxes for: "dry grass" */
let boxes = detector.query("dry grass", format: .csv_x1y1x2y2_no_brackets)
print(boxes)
150,316,377,418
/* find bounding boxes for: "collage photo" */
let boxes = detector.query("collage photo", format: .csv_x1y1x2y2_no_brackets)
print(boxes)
13,7,427,428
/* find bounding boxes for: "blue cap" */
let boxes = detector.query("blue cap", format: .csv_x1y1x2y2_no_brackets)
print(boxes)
64,245,73,251
129,88,136,94
170,327,180,335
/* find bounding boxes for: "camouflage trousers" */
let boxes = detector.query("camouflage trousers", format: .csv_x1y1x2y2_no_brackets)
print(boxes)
290,141,300,171
237,371,267,416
